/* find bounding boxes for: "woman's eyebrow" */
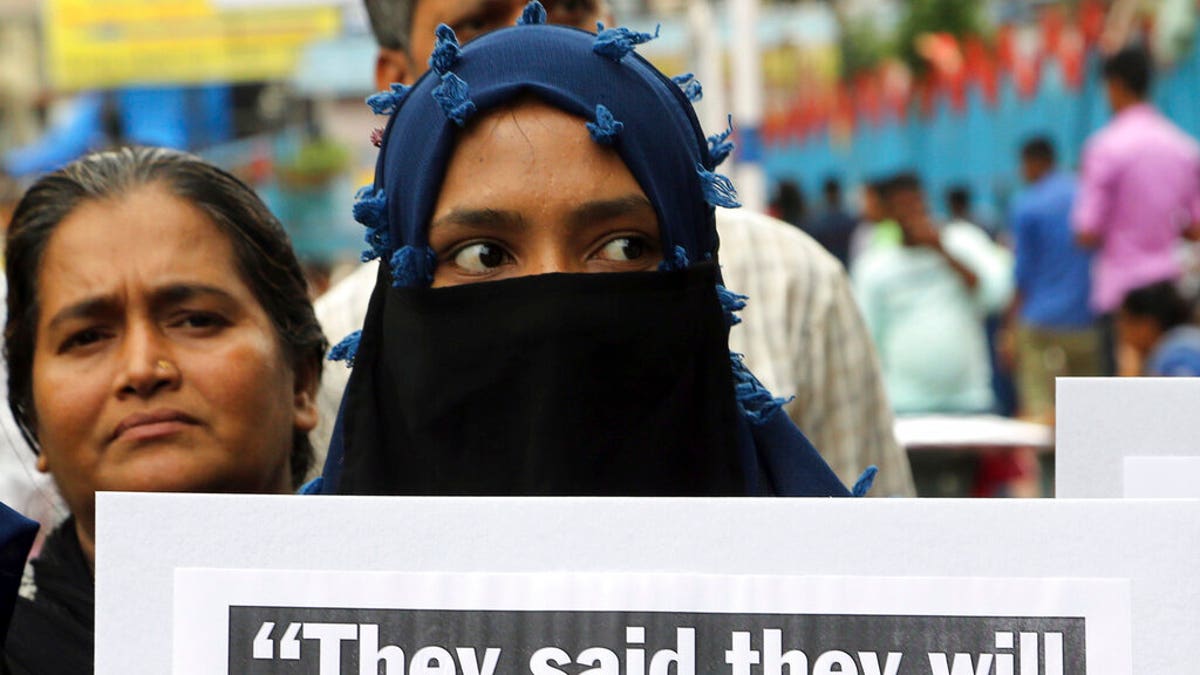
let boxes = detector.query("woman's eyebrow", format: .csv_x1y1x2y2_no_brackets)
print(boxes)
430,208,525,233
45,296,120,333
44,284,238,332
567,195,656,228
148,283,238,310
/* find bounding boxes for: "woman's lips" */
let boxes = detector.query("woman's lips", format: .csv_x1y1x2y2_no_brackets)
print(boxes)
112,409,198,443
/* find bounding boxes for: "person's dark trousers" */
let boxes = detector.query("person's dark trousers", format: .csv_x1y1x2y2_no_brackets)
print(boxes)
985,313,1018,416
1097,313,1117,377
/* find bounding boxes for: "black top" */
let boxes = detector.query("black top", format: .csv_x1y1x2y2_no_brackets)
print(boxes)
3,519,93,675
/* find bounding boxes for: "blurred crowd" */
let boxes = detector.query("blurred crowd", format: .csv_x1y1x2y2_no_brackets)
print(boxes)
771,44,1200,428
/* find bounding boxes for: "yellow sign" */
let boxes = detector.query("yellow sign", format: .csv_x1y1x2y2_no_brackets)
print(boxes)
45,0,341,90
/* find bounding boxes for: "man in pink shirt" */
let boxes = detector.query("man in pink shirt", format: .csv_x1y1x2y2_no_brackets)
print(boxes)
1072,45,1200,370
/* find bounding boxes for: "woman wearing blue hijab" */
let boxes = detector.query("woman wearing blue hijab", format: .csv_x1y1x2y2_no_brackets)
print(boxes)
315,9,864,497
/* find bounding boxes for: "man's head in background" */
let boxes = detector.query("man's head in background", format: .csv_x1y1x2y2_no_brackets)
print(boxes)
860,178,889,223
1101,45,1152,114
821,176,842,210
883,172,925,225
1020,136,1056,185
945,184,971,222
365,0,608,89
771,179,806,226
1118,280,1193,357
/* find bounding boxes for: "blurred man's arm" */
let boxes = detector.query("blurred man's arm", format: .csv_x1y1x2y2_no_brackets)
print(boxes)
1072,140,1114,249
1009,201,1034,303
942,224,1015,314
1185,151,1200,241
932,239,980,289
1000,204,1033,369
999,291,1023,373
901,213,980,289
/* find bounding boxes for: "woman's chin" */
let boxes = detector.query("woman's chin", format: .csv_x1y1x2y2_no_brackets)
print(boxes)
96,450,267,496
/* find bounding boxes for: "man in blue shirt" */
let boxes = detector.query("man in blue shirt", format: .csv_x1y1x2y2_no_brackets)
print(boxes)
1004,137,1101,422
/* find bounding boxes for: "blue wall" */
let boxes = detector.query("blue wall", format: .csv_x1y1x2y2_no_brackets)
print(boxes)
765,33,1200,229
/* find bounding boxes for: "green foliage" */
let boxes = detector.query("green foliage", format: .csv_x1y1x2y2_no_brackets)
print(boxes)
277,138,351,188
839,17,889,80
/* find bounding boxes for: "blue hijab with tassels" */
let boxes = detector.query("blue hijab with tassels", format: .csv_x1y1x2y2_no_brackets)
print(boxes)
313,10,865,497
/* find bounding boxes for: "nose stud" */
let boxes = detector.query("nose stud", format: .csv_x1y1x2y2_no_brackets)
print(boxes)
155,359,176,375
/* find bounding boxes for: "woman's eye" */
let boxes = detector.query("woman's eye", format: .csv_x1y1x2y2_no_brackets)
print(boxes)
61,328,105,352
175,312,229,331
597,237,648,262
453,13,492,41
451,242,510,273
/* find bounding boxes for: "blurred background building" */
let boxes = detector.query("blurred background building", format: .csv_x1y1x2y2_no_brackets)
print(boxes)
3,0,1197,269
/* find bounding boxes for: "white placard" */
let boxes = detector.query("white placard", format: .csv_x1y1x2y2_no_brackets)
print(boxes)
1056,377,1200,497
96,494,1200,673
1123,456,1200,498
174,569,1130,674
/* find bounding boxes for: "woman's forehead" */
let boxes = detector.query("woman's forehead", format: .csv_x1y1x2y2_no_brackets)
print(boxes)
432,100,653,235
46,186,222,257
35,187,250,316
444,99,626,180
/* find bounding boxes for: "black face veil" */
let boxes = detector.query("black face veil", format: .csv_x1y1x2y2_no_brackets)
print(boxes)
328,264,746,495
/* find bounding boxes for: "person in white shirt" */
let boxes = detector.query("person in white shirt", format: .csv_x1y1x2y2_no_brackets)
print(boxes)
853,173,1013,414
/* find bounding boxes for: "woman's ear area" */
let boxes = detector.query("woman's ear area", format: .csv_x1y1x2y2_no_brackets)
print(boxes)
375,47,413,91
291,358,322,433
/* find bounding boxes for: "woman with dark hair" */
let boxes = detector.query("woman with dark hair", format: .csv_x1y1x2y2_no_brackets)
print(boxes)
312,12,860,498
2,146,326,674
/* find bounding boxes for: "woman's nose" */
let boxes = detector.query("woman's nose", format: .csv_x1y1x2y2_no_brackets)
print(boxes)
115,326,180,398
525,247,581,276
